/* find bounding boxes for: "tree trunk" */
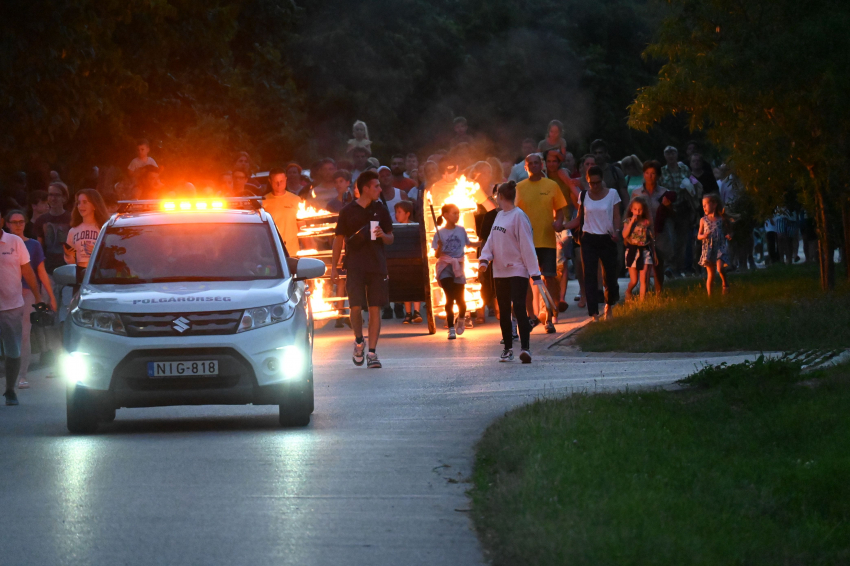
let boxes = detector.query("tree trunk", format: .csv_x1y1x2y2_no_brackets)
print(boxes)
813,181,835,291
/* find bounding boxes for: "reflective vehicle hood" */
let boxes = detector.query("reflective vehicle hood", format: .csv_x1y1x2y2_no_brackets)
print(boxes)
77,279,293,313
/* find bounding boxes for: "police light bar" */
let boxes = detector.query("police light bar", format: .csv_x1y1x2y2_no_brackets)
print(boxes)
117,197,263,213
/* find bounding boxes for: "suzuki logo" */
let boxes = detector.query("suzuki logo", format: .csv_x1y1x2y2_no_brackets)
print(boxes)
172,317,191,333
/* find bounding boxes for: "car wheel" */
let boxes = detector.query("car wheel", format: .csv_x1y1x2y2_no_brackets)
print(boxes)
66,387,100,434
279,369,313,427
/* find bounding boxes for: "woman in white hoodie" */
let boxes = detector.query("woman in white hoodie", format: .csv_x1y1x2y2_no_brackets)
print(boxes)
479,181,546,363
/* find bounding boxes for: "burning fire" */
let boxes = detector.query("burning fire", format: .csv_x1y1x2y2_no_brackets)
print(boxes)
296,248,319,257
428,176,485,320
310,278,339,320
443,175,480,211
297,201,333,219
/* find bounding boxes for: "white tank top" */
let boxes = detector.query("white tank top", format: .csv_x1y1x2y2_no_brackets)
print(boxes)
383,188,404,221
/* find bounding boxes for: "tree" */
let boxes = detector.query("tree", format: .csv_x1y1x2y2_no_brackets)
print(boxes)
629,0,850,289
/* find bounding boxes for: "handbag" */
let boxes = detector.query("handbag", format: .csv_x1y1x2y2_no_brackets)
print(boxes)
30,303,55,327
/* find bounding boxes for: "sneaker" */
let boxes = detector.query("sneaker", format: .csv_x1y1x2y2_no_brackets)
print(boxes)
402,314,413,324
545,321,556,334
366,352,382,368
464,314,473,329
499,349,514,362
454,315,465,336
382,306,393,320
17,379,30,389
519,350,532,364
448,327,456,340
412,310,423,323
352,339,365,366
4,390,18,406
394,303,405,319
528,316,540,330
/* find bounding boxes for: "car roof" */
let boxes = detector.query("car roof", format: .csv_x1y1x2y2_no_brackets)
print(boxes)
111,209,267,227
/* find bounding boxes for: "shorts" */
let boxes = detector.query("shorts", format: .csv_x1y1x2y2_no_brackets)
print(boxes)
625,245,654,269
0,306,25,358
535,247,557,277
346,269,389,309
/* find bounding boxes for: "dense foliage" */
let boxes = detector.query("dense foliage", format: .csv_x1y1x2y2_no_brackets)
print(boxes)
1,0,687,188
629,0,850,288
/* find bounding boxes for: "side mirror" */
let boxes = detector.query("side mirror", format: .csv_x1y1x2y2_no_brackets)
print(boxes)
53,264,78,287
295,258,326,281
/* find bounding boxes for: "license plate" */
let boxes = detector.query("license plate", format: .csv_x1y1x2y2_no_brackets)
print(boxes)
147,360,219,378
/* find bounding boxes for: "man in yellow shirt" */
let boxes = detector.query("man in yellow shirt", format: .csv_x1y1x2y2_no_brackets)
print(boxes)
515,153,567,333
263,167,303,255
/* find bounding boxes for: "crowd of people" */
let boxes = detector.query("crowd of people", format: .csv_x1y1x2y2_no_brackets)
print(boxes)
0,116,818,401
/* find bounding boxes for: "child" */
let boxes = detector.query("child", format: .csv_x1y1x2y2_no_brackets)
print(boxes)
622,197,654,301
127,138,157,178
346,120,372,155
432,203,472,339
394,201,423,324
697,193,732,296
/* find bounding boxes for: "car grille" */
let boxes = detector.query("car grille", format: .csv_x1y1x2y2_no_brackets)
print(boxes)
120,310,243,337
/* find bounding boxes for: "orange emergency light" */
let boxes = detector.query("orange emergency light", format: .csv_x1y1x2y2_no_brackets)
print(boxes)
161,199,226,212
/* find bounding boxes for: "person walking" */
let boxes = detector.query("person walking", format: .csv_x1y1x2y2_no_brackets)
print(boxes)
567,166,621,321
478,181,546,364
697,193,731,296
4,210,57,389
331,171,394,369
433,204,473,340
621,198,654,302
515,153,567,334
64,189,110,286
0,213,45,406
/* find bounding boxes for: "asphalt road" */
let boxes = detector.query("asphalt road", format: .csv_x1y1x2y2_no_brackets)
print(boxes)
0,303,756,566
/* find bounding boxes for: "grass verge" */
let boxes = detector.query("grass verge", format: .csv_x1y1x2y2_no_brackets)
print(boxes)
575,264,850,352
470,358,850,566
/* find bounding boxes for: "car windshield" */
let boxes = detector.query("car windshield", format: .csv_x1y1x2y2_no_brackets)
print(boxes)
89,223,283,284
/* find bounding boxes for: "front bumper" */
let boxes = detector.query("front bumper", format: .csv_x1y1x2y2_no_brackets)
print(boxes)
63,312,312,406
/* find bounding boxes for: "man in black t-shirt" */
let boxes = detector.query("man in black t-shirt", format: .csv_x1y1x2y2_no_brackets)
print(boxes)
331,170,394,368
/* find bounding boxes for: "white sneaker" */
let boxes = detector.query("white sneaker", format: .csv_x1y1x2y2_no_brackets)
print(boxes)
352,339,365,366
448,327,456,340
17,379,30,389
519,350,532,364
499,349,514,362
454,316,465,336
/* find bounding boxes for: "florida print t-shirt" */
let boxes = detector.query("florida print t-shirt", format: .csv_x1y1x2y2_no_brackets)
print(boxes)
66,223,101,267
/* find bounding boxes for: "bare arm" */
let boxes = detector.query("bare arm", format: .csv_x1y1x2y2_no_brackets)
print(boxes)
330,235,344,280
612,203,622,241
21,264,43,304
37,262,57,311
621,216,635,240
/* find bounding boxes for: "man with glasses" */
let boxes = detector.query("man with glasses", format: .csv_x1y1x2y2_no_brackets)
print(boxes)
33,182,72,366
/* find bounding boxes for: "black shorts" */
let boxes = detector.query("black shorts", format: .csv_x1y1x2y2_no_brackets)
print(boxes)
535,247,557,277
346,269,389,309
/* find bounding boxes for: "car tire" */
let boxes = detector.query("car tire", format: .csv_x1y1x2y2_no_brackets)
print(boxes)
278,369,313,427
66,387,100,434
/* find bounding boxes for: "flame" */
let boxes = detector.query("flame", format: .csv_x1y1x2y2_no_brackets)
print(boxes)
296,249,319,256
297,201,333,219
310,278,339,320
444,175,480,211
427,176,486,321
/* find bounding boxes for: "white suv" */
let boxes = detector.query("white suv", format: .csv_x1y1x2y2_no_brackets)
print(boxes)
53,198,325,433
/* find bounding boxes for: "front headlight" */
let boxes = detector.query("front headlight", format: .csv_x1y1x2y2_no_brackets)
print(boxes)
71,307,126,335
238,302,296,332
62,352,89,384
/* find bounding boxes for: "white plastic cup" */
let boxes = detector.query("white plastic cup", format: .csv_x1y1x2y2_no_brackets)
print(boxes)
370,220,379,240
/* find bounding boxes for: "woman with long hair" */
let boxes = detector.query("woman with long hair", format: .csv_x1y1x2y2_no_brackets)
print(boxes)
478,181,546,364
65,189,110,284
